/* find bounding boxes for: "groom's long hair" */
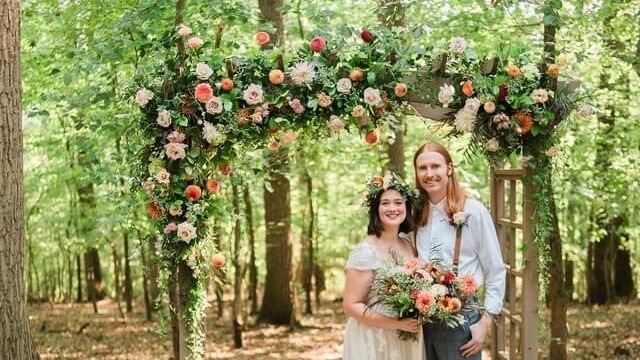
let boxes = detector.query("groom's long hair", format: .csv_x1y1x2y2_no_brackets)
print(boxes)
413,142,466,227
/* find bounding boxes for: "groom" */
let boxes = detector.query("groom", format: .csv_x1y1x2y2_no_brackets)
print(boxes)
412,142,506,359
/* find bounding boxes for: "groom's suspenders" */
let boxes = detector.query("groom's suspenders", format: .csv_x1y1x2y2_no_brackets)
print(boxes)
452,227,462,274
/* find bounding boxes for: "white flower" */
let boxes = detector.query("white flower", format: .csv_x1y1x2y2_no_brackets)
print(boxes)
202,121,225,145
135,88,153,107
177,222,197,243
156,169,171,184
142,181,154,195
165,143,188,160
438,84,455,106
485,138,500,152
545,146,560,157
290,62,316,85
452,211,468,226
336,78,352,93
463,97,482,115
195,62,213,80
327,116,345,132
250,113,263,124
205,96,224,114
449,37,468,54
530,89,549,104
430,284,448,297
576,103,591,118
453,109,476,132
156,110,171,128
243,84,263,105
383,174,393,190
363,87,382,106
187,252,201,270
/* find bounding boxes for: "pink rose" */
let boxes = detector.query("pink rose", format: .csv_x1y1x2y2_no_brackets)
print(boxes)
309,36,326,52
188,37,204,50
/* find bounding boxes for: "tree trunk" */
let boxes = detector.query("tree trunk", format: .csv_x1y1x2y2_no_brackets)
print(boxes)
564,258,574,302
67,254,73,302
111,242,125,319
231,184,243,348
139,231,153,321
213,222,224,318
546,180,568,359
76,254,82,302
243,186,258,315
123,232,133,313
380,0,406,178
84,249,100,313
614,233,635,301
259,168,299,326
300,171,314,315
257,0,299,327
0,0,41,355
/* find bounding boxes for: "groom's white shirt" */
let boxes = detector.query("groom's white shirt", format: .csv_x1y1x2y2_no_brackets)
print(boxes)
416,197,506,315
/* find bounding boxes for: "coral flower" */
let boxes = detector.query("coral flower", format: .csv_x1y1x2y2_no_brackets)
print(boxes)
147,202,163,219
350,69,363,82
372,176,384,187
547,64,560,78
364,131,378,145
219,163,232,176
207,179,220,194
462,80,474,97
514,112,533,134
415,291,436,313
458,274,477,296
220,78,234,92
194,83,213,103
185,185,202,201
255,31,270,45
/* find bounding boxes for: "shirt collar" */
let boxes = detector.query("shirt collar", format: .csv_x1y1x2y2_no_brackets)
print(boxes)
429,197,447,215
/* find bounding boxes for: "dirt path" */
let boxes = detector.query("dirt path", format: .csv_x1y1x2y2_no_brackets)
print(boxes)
29,299,640,359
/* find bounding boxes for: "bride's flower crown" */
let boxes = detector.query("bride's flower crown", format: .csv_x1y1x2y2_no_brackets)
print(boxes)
363,173,417,208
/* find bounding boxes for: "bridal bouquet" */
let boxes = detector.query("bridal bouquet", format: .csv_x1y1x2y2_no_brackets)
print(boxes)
371,258,479,340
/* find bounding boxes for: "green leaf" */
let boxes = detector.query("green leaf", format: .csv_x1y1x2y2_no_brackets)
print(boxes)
367,72,376,84
63,73,73,85
178,116,188,127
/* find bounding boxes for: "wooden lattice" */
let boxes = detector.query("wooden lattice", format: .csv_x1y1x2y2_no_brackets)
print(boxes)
490,168,539,360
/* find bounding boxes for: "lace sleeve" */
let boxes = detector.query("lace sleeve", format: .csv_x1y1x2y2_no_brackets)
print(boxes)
346,242,381,271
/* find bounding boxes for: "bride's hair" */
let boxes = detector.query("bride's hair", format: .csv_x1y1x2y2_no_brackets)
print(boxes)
413,142,466,227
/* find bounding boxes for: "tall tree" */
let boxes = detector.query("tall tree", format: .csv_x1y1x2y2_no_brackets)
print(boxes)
0,0,40,357
379,0,406,178
257,0,300,326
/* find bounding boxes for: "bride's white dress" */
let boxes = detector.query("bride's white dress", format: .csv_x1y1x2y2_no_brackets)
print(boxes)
342,240,425,360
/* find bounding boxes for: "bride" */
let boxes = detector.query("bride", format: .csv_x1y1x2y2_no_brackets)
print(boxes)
342,174,425,359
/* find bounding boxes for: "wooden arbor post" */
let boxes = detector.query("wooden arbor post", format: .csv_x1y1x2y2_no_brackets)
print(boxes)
490,168,539,360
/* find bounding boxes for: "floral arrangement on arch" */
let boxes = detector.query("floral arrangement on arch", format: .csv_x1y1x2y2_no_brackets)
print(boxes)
133,26,413,273
430,37,585,163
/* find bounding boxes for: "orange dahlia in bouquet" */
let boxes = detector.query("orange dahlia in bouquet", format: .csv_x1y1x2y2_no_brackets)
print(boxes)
371,258,480,341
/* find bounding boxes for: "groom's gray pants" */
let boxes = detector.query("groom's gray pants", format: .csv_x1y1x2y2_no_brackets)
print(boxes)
422,309,482,360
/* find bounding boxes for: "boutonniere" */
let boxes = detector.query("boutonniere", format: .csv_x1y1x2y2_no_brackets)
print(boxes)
450,211,470,231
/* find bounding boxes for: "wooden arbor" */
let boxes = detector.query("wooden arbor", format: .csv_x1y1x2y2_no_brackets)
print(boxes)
404,61,539,360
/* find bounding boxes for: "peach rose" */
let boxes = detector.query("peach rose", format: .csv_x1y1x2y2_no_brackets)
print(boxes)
394,83,408,97
547,64,560,78
350,69,363,82
484,101,496,114
507,65,521,77
269,69,284,85
211,254,225,268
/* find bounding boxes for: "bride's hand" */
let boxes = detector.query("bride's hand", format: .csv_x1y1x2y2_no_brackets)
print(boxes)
395,318,420,333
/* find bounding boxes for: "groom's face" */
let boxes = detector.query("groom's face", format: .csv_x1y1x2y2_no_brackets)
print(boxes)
415,151,452,196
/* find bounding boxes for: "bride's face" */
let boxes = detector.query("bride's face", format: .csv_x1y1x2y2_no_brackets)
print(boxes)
378,189,406,229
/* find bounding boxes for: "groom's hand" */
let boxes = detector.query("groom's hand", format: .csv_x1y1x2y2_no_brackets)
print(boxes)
459,315,491,357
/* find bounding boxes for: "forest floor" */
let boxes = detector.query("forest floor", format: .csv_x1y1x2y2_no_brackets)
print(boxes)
29,298,640,359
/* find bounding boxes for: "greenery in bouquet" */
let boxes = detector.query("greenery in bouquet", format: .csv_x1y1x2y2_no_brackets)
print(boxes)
371,258,480,341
